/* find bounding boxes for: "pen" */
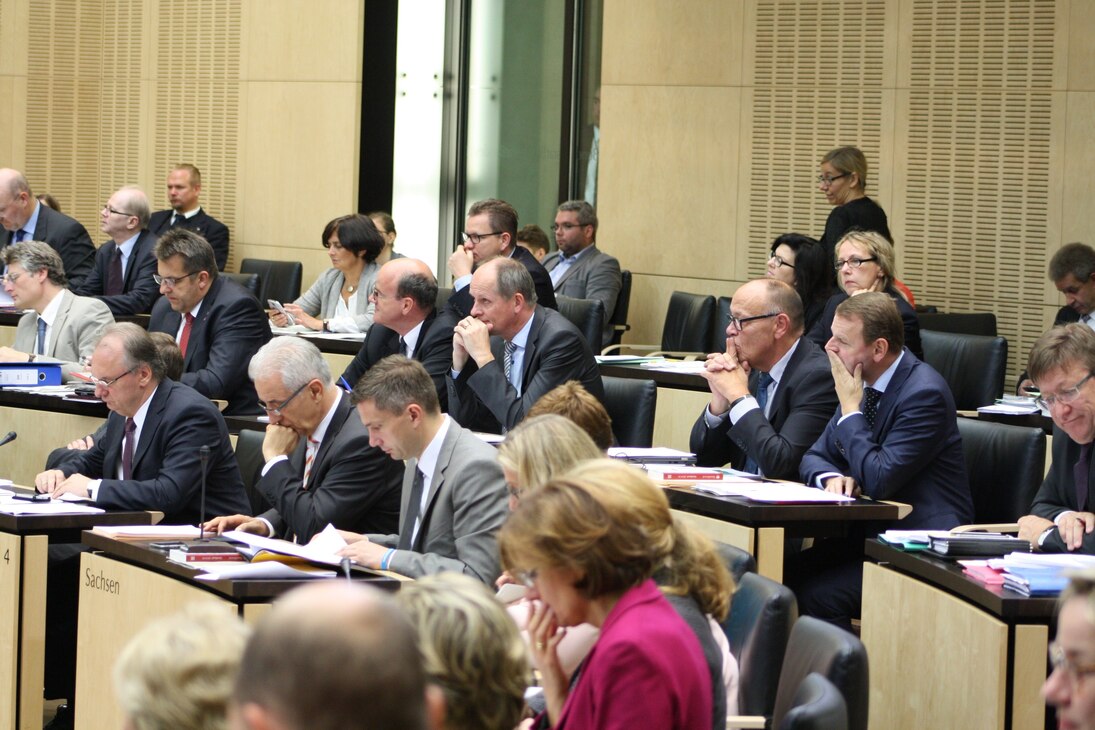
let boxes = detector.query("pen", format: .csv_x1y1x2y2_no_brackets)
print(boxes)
339,376,352,392
12,493,51,502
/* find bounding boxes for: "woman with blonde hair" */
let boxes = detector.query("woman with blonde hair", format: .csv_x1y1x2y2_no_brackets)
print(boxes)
500,459,734,730
497,414,602,509
816,146,891,263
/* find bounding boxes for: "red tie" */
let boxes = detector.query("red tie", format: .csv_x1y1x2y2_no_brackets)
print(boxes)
303,438,320,489
178,313,195,356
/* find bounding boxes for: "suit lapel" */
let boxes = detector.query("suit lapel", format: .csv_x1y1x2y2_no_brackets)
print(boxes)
873,349,914,436
131,383,169,471
47,291,74,358
414,423,458,547
122,232,147,289
185,279,219,368
519,307,545,390
412,311,438,357
310,394,349,475
767,341,806,425
553,248,593,290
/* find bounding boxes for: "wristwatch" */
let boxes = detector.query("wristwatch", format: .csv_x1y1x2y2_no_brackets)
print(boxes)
322,320,330,332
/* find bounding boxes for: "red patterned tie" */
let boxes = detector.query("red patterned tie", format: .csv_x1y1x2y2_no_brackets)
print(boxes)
178,313,195,356
302,438,320,489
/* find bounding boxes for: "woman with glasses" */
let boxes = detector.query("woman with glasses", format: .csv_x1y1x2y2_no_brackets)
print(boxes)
807,230,923,358
1043,568,1095,728
270,214,383,333
817,146,891,264
766,233,833,334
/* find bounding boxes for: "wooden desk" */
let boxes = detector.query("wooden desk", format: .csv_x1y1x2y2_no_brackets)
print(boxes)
664,487,908,583
0,506,154,730
862,540,1055,730
598,362,710,451
75,531,399,730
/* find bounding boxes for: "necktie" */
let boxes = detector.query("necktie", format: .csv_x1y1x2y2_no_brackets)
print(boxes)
121,417,137,480
105,247,124,295
862,387,883,429
503,340,518,389
14,229,25,243
1075,443,1092,511
35,316,47,355
398,467,427,550
399,336,409,358
302,437,320,489
743,372,775,475
171,214,182,227
178,312,195,356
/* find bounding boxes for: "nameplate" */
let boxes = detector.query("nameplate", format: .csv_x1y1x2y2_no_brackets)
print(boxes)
84,566,120,595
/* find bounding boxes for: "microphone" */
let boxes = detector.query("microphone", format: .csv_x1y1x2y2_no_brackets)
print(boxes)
198,445,210,541
341,557,353,583
0,431,15,447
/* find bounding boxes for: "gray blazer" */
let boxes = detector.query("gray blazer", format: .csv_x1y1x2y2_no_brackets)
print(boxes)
543,245,622,348
369,419,508,584
294,264,379,332
13,289,114,380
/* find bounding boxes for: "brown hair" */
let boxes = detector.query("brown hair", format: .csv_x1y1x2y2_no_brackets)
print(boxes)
834,291,904,353
528,381,613,450
1028,324,1095,385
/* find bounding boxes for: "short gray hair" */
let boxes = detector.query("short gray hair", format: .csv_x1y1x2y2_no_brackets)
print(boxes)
492,258,536,306
558,200,598,231
100,322,167,380
248,336,331,390
3,240,67,287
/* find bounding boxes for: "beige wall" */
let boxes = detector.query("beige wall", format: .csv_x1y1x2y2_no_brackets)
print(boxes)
0,0,362,287
600,0,1092,382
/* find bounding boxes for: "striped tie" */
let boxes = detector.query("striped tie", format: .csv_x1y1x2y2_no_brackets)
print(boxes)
302,437,320,489
503,340,518,388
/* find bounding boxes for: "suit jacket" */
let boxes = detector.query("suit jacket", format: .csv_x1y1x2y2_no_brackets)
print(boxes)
446,244,558,318
61,379,251,524
800,349,973,531
554,579,712,730
808,287,923,360
543,244,622,349
1031,426,1095,553
448,305,604,433
148,208,230,270
147,277,271,415
293,263,379,332
689,337,837,480
13,289,114,380
2,204,96,288
256,392,403,543
74,229,161,315
340,308,456,410
369,419,508,583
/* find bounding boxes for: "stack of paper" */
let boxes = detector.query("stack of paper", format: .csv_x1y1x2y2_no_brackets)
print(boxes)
691,481,854,503
878,530,932,551
608,447,695,464
91,525,202,540
989,553,1095,596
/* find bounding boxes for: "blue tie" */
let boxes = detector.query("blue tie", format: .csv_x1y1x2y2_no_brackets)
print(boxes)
742,372,774,475
35,316,47,355
14,229,25,243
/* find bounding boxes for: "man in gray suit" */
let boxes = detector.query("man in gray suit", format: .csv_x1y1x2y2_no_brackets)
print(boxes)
0,241,113,380
337,355,508,584
542,200,622,349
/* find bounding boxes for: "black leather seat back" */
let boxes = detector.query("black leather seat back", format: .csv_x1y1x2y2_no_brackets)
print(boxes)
921,330,1008,409
919,311,997,336
557,295,606,352
240,258,303,305
714,295,732,352
715,541,756,584
778,673,849,730
773,616,869,730
601,376,656,448
607,269,632,347
222,272,261,299
436,286,454,311
956,417,1045,523
662,291,716,353
234,428,272,515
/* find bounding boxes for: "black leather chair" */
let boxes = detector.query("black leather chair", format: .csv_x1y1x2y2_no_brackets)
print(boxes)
715,541,757,584
436,286,453,311
602,290,715,358
721,572,798,718
234,428,271,515
601,375,656,447
557,295,606,351
778,673,849,730
223,271,261,299
240,258,303,305
920,330,1008,409
918,311,997,337
956,418,1045,524
771,616,869,730
606,269,632,347
714,295,732,352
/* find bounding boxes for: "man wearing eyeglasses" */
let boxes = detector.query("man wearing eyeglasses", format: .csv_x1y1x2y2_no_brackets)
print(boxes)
147,228,270,415
72,186,161,315
1019,324,1095,554
542,200,622,350
445,198,556,319
689,279,837,480
0,167,96,291
0,241,113,381
204,337,403,543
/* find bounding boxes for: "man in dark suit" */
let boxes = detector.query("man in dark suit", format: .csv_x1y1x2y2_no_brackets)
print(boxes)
338,356,509,584
543,200,622,349
74,185,160,315
147,164,230,270
448,258,603,434
205,337,403,543
445,197,556,318
1019,324,1095,553
0,167,95,289
340,257,455,410
147,228,271,415
790,292,972,629
689,279,837,480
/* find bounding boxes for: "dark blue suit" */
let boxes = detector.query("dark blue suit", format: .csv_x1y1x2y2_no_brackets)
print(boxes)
445,245,557,319
148,276,271,415
74,229,161,315
2,203,96,288
149,208,230,270
790,350,972,628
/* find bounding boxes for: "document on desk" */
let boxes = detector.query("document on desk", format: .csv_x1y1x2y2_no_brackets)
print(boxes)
194,562,336,581
223,528,344,566
692,481,854,503
90,525,203,540
0,499,104,515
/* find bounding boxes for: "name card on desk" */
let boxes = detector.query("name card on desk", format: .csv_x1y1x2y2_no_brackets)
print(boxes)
0,362,62,386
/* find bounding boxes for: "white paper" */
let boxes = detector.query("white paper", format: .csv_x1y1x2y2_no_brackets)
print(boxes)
640,360,707,374
595,355,665,364
223,528,344,566
496,583,528,603
473,431,505,445
194,562,336,581
608,446,694,460
692,481,855,503
0,501,105,515
92,524,202,539
977,403,1041,415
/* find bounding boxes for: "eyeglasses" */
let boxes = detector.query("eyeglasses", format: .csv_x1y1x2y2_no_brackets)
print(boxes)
153,271,199,288
257,379,313,416
103,205,133,217
1035,372,1095,411
834,256,878,271
1049,642,1095,685
461,231,502,246
0,272,22,285
89,367,135,389
515,569,538,587
369,286,394,301
769,254,795,269
817,173,850,186
552,222,585,232
729,312,781,331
